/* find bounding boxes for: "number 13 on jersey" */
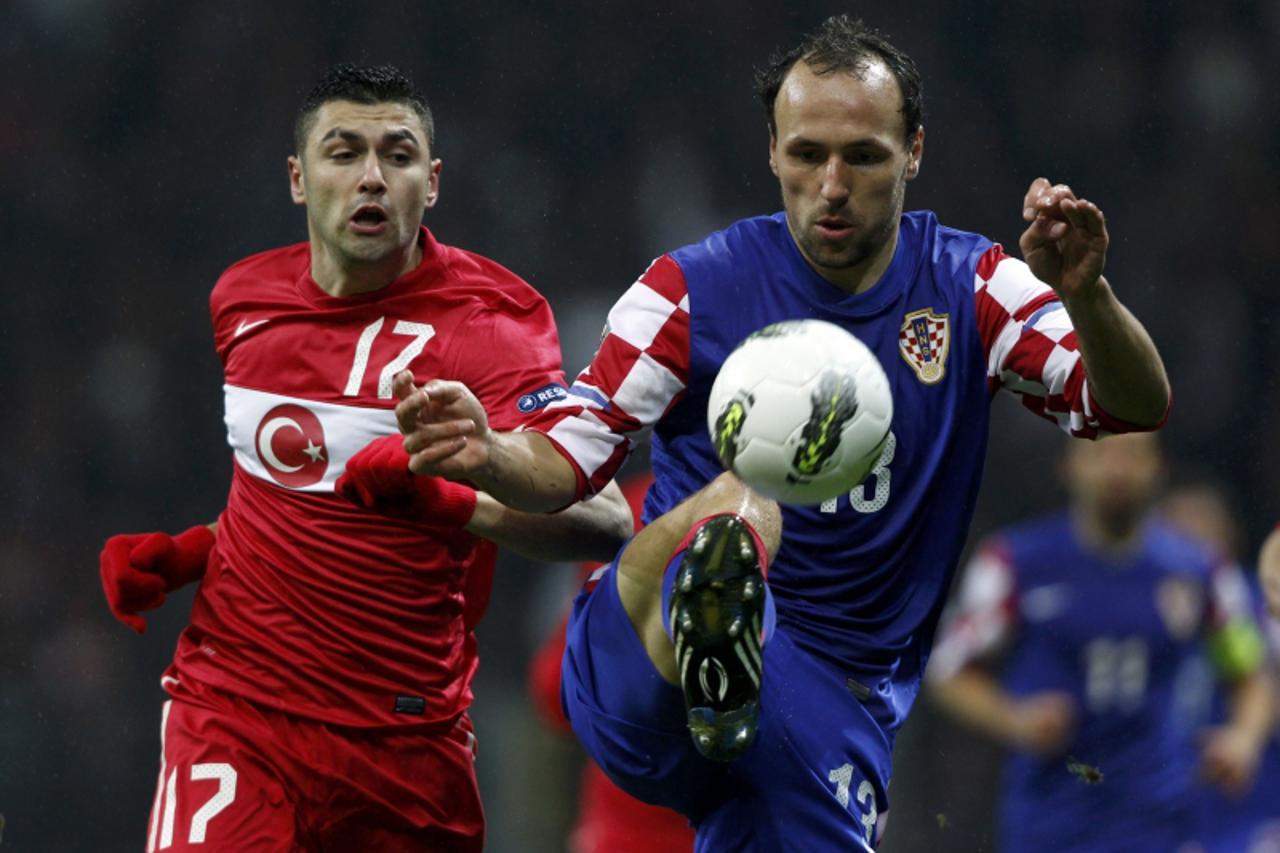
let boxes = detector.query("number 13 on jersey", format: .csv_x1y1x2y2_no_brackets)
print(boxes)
820,431,896,515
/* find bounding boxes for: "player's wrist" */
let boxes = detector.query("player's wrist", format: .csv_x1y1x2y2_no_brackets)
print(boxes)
1059,274,1113,315
415,478,477,528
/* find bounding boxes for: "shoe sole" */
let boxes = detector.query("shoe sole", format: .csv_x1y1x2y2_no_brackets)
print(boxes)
669,514,764,762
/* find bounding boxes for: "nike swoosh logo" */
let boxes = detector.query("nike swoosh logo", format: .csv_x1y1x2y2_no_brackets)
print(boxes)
235,318,269,337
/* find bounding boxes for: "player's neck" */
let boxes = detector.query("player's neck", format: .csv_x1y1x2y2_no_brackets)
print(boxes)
309,240,423,298
816,225,899,296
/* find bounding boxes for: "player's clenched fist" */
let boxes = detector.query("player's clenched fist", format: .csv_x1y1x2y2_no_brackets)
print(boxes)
99,525,215,634
337,434,477,528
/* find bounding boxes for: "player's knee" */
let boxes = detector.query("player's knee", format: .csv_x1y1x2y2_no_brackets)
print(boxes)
693,473,782,556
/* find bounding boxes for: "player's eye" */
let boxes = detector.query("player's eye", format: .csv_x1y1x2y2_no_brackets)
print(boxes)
846,148,888,166
331,150,358,161
387,152,413,165
792,149,822,164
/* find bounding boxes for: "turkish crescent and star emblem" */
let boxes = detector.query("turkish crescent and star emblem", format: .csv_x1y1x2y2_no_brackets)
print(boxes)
898,307,950,385
254,403,328,488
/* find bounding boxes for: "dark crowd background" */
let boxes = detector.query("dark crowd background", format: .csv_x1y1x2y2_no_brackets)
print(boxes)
3,2,1277,850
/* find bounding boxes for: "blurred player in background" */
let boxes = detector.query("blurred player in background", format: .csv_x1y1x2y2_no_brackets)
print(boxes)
1161,484,1280,853
928,435,1272,852
97,64,631,851
527,470,696,852
376,15,1172,849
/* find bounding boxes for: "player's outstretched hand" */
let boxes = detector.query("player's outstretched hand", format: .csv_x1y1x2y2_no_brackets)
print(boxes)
392,371,493,479
1011,691,1077,757
99,525,215,634
1019,177,1109,302
1199,724,1264,797
336,435,477,527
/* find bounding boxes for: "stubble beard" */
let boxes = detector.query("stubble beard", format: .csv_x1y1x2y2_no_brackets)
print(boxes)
799,209,897,273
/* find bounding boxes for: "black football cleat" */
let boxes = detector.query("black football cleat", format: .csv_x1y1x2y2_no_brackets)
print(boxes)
669,514,766,762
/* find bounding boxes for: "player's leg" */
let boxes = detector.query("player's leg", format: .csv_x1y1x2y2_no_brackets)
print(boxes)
696,628,892,852
313,715,484,853
614,471,782,761
144,698,302,852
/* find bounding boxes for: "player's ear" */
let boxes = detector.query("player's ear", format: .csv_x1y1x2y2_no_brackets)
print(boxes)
905,127,924,180
768,131,779,177
424,158,442,210
288,155,306,205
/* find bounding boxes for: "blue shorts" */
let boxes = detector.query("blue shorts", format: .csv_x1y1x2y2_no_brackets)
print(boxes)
561,561,893,852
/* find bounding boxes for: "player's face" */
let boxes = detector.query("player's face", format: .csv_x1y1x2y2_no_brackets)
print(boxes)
769,61,923,293
1064,433,1164,526
288,100,440,270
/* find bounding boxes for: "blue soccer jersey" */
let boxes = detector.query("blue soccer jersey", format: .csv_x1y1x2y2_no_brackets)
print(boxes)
930,514,1256,852
533,211,1138,733
534,211,1149,847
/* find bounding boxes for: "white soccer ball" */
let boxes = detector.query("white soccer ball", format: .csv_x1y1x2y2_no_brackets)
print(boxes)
707,319,893,505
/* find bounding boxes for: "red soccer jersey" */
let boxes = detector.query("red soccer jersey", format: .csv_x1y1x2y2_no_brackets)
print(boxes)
165,226,567,729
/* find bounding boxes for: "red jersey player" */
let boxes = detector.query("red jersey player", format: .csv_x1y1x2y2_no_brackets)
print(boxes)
527,471,696,852
97,64,631,852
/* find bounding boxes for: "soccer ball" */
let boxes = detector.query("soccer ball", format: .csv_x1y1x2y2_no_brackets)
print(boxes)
707,319,893,505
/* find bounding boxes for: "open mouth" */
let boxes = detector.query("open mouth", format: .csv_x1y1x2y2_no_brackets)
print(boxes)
350,205,389,234
815,218,854,240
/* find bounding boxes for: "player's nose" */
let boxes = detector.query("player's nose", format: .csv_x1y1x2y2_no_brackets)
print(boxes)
819,157,851,203
359,152,388,194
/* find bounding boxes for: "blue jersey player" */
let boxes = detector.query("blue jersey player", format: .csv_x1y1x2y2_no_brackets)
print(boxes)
1160,485,1280,853
929,436,1272,852
383,15,1172,850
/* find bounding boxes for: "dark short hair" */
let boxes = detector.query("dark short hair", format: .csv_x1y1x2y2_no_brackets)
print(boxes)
754,15,923,146
294,63,434,155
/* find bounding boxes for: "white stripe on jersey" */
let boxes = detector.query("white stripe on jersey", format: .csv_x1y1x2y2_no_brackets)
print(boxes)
606,278,685,351
979,257,1057,379
926,549,1016,682
978,255,1045,315
147,700,173,853
546,408,627,481
612,350,685,427
224,384,398,493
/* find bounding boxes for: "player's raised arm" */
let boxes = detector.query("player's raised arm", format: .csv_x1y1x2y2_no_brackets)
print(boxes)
1018,177,1170,427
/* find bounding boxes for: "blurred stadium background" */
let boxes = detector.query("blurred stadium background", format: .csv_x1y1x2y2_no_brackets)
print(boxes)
3,1,1277,850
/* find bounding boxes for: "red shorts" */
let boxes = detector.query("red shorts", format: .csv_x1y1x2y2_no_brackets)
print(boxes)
143,688,483,852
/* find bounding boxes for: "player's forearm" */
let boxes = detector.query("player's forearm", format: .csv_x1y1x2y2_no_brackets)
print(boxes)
929,668,1027,748
467,479,633,562
470,430,582,513
1062,277,1170,427
1226,669,1277,748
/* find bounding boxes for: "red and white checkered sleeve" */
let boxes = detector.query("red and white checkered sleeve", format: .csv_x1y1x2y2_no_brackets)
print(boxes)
926,541,1019,682
974,245,1147,439
522,255,690,499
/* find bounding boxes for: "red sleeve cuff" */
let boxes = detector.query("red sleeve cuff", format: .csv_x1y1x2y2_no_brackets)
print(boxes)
1087,386,1172,435
526,430,591,509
